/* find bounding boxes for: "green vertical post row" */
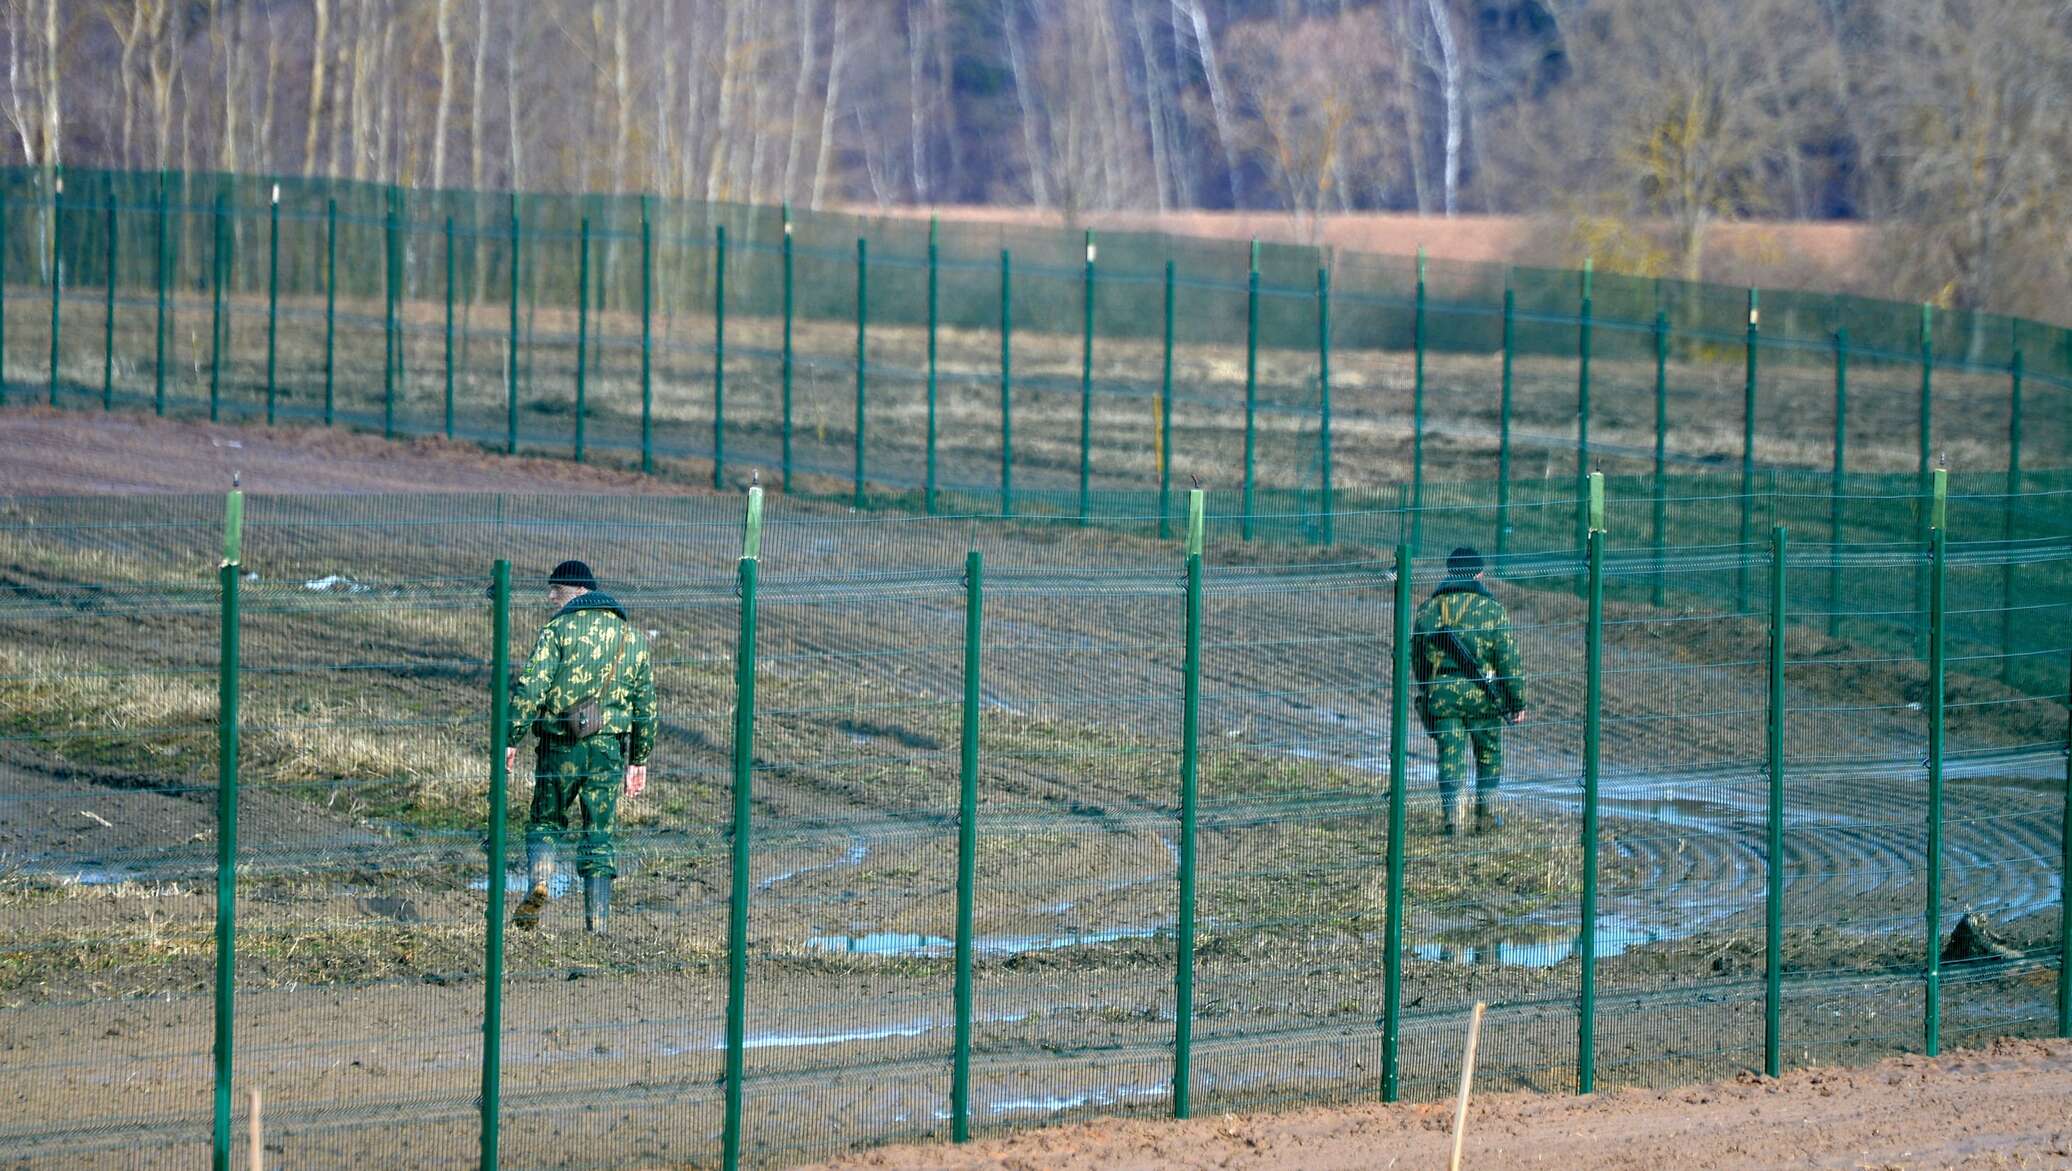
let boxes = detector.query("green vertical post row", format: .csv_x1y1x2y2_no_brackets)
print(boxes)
152,177,167,415
1574,259,1594,566
1174,489,1205,1118
854,237,867,508
0,185,8,404
1381,541,1411,1103
207,191,225,422
443,216,455,439
323,198,337,426
1765,524,1787,1077
1923,467,1947,1057
505,194,520,455
2060,649,2070,1038
102,192,116,409
482,559,511,1171
1579,472,1605,1094
1496,283,1514,560
999,249,1014,517
1159,259,1175,539
574,217,591,461
1318,265,1334,546
1916,305,1933,656
925,217,940,513
2001,351,2022,684
722,485,763,1171
1079,230,1095,524
264,186,278,424
638,196,653,474
1650,308,1668,606
712,224,727,487
1828,328,1848,638
951,547,983,1142
1241,240,1259,541
1738,289,1759,612
47,175,61,407
1414,248,1429,554
780,207,794,491
212,487,244,1171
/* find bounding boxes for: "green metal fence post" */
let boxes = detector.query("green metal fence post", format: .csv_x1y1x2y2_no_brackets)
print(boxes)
1924,466,1947,1057
854,237,867,508
1318,265,1333,546
1916,305,1933,657
264,185,279,424
780,204,794,491
152,177,167,415
102,191,116,409
1738,289,1759,612
208,190,225,422
323,197,336,426
1079,230,1096,524
574,216,591,463
1575,259,1594,567
1242,239,1259,541
1579,471,1605,1094
2001,351,2022,685
951,547,983,1142
713,223,727,487
505,194,520,455
482,559,511,1171
383,189,398,440
1174,489,1205,1118
444,215,456,439
47,174,61,407
1414,247,1429,554
1650,308,1668,607
1159,259,1175,540
639,196,653,474
1382,540,1411,1103
212,486,244,1171
1496,282,1514,560
925,217,940,513
1765,523,1787,1077
1829,328,1848,638
0,183,8,405
1000,249,1014,517
722,485,763,1171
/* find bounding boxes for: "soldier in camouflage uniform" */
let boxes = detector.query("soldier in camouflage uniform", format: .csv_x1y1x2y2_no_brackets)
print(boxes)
1411,547,1527,836
505,560,657,933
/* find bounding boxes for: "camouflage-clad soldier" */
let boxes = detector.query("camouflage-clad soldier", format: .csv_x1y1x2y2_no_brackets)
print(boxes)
504,560,657,934
1411,546,1527,836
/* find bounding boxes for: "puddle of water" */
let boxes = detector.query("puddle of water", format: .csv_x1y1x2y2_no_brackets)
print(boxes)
987,1081,1169,1115
468,871,574,899
1413,915,1660,969
758,838,872,892
807,924,1166,959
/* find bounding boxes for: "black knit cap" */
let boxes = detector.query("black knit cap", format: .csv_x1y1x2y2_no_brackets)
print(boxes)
1446,546,1484,577
548,559,599,591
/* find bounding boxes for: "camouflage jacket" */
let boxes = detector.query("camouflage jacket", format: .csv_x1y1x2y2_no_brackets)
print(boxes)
1410,578,1526,713
508,591,657,763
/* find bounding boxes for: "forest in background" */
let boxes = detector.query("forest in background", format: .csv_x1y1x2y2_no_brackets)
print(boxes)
1,0,2067,323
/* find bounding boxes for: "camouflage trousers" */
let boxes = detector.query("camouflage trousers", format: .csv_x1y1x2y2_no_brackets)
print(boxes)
526,733,626,878
1423,679,1504,818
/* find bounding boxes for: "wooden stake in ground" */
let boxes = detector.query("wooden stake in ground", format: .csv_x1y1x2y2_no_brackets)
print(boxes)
1449,1001,1487,1171
249,1087,262,1171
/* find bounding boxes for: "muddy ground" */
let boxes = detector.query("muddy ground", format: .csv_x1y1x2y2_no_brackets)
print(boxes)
0,413,2064,1169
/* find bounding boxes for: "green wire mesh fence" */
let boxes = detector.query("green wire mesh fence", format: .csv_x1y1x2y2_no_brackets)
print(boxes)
4,167,2071,530
0,474,2065,1169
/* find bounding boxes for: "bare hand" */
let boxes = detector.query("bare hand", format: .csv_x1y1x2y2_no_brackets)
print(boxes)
1507,709,1526,726
504,746,520,773
625,764,648,798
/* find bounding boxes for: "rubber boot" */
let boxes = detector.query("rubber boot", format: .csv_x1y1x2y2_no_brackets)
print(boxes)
1440,789,1461,837
1474,793,1503,834
513,839,555,931
584,875,611,935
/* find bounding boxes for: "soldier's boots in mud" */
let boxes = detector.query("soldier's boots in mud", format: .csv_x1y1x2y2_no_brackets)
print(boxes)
1474,796,1503,834
513,840,556,931
584,875,611,935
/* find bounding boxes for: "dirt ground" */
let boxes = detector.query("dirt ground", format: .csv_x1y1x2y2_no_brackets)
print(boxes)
801,1037,2072,1171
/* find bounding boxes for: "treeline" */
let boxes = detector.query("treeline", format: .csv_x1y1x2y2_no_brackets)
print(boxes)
1,0,2068,321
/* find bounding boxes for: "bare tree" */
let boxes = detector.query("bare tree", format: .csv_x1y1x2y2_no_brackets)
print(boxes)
305,0,331,175
1422,0,1463,216
104,1,151,168
432,0,456,188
